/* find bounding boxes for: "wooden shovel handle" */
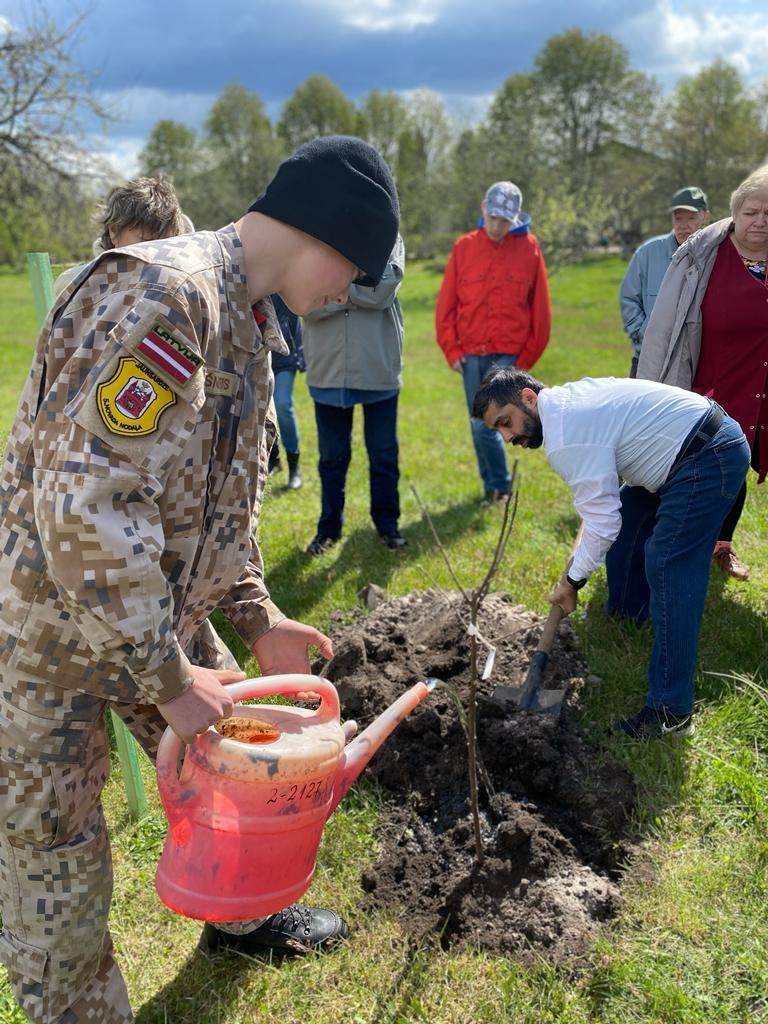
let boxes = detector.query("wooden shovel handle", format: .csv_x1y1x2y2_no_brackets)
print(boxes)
517,522,585,710
535,602,565,656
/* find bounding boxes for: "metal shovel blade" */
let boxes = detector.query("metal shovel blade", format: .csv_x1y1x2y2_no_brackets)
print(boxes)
490,604,568,715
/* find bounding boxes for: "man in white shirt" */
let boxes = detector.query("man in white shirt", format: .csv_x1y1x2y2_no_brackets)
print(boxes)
472,368,749,739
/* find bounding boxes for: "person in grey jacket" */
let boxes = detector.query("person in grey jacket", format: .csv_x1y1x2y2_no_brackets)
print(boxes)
638,164,768,580
620,186,709,376
303,234,406,554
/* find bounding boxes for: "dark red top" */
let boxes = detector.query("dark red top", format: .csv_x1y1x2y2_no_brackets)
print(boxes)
694,237,768,481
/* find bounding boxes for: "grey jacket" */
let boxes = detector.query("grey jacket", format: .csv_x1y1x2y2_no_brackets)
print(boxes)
636,218,734,388
303,234,405,391
619,232,678,355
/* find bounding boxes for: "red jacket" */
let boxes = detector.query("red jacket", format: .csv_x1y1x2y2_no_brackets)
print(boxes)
435,228,551,370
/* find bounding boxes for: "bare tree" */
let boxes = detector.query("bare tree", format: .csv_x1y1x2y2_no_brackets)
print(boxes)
0,6,112,261
0,7,112,176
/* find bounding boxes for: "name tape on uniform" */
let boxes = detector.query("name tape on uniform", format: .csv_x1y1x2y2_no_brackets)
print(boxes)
204,368,239,397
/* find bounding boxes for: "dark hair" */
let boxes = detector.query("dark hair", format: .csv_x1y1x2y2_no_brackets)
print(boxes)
471,366,544,420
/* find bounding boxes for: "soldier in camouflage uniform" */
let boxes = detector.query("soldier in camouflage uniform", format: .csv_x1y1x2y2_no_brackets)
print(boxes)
0,135,399,1024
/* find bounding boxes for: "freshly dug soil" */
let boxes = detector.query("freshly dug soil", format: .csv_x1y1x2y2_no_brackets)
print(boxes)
317,589,636,965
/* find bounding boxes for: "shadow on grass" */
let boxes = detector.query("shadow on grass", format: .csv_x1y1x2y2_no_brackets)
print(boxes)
134,945,281,1023
134,938,437,1024
367,936,436,1024
263,495,490,623
573,573,768,832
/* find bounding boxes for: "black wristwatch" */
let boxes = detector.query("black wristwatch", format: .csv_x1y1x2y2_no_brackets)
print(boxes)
566,574,587,592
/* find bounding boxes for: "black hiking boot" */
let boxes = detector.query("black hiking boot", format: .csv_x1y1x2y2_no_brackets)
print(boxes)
199,905,349,957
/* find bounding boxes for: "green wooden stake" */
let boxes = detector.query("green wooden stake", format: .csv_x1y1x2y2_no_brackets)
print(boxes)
25,251,149,821
25,252,56,323
110,712,149,821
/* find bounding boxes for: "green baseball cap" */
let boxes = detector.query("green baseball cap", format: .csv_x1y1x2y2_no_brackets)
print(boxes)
668,186,708,212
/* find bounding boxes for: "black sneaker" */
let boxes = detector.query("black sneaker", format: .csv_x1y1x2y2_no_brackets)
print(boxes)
379,529,407,549
306,534,339,556
199,906,349,957
613,705,694,739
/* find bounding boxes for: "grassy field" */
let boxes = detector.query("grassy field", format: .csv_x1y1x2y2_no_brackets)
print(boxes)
1,256,767,1023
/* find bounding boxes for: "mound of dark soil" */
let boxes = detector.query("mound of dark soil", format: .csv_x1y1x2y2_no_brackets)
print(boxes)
318,589,636,965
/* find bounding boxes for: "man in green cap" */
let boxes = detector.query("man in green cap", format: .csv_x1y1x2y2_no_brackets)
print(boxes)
620,186,709,376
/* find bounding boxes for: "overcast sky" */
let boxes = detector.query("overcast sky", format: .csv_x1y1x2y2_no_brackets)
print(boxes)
3,0,767,176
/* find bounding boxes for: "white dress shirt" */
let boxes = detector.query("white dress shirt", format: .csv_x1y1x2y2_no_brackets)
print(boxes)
538,377,712,581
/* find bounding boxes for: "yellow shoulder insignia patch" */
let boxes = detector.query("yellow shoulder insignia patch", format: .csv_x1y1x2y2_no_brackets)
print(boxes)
97,357,176,436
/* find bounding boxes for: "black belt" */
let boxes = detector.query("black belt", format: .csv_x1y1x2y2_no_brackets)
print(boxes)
668,403,724,478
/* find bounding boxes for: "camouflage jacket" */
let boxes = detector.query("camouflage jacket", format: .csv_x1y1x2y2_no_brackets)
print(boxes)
0,224,288,705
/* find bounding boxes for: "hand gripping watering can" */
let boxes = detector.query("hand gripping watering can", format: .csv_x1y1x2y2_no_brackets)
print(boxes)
155,674,435,921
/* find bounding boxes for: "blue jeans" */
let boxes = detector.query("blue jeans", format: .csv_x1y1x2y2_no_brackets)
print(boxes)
314,395,400,538
273,369,299,454
605,416,749,715
461,353,518,491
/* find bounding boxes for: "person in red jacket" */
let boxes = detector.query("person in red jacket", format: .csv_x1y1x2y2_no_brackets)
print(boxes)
436,181,551,502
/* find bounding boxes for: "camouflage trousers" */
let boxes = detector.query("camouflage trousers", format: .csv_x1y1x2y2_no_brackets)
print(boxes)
0,622,241,1023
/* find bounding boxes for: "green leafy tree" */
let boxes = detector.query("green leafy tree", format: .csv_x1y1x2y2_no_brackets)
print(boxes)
404,89,453,176
139,120,198,181
397,90,455,253
481,72,540,196
396,124,429,246
591,141,669,255
445,127,488,236
358,89,408,169
533,28,655,189
277,74,358,151
200,83,283,225
138,119,206,226
662,60,768,216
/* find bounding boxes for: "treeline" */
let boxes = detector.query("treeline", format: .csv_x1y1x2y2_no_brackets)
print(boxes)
2,17,767,269
130,32,768,265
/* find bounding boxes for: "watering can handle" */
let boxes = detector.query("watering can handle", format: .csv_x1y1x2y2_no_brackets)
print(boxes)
221,674,341,720
155,674,341,810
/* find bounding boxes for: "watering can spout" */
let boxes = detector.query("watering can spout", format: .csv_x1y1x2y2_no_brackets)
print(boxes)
330,677,437,813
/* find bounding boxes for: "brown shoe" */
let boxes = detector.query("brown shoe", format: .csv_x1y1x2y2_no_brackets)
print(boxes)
713,543,750,581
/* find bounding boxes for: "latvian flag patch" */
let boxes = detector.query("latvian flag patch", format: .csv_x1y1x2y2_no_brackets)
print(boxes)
137,325,204,385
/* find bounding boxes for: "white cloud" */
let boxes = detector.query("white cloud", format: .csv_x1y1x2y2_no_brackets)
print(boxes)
624,0,768,89
306,0,443,31
86,135,146,180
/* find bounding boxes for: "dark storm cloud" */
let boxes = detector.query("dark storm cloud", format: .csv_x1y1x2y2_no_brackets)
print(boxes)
5,0,648,138
8,0,763,176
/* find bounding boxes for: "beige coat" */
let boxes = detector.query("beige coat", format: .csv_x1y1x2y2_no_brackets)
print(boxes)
636,217,734,387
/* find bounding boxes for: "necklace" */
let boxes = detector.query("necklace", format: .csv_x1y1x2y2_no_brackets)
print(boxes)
739,254,767,284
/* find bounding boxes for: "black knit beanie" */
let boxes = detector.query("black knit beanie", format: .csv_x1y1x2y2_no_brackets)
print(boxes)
249,135,399,286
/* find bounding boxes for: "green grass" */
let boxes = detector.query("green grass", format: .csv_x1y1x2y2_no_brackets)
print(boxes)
2,255,768,1022
0,266,43,448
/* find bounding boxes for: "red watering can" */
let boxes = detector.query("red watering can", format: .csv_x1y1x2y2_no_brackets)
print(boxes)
155,674,435,921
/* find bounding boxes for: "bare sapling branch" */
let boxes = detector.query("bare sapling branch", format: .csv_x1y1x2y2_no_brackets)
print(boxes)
410,479,519,861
